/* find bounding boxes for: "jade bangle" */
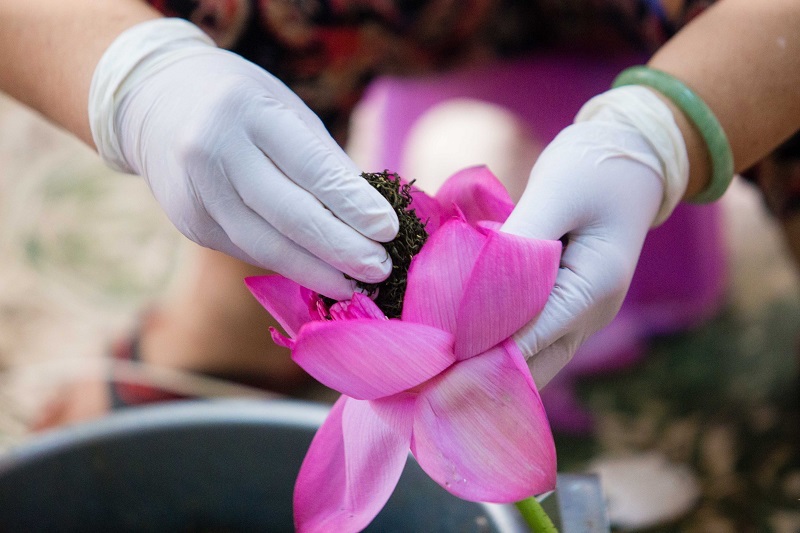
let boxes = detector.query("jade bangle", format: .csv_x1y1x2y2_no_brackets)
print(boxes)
612,66,734,204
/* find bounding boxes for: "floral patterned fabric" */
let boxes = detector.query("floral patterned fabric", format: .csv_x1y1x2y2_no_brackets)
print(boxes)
146,1,800,215
146,0,714,140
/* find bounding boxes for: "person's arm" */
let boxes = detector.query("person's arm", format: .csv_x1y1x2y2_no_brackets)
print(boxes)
0,1,398,300
0,0,160,146
650,0,800,198
504,0,800,387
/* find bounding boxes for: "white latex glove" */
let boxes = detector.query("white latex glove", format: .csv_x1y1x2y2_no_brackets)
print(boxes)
502,85,690,388
89,19,398,300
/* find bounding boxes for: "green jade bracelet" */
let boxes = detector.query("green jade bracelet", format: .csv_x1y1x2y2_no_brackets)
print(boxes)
612,65,735,203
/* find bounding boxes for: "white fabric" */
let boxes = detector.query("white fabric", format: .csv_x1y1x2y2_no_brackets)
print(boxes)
87,19,398,299
575,85,689,226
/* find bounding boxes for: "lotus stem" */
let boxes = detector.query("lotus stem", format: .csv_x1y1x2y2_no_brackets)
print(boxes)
515,495,558,533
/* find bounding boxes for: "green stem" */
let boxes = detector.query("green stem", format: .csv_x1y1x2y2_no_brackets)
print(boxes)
515,496,558,533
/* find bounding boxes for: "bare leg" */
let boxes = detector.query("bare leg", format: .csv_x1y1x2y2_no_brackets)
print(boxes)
140,244,308,390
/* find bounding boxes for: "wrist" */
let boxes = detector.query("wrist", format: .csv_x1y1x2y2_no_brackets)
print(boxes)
88,18,216,174
574,85,688,226
612,66,733,204
649,91,712,199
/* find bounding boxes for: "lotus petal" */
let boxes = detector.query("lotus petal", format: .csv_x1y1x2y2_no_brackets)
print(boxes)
454,230,561,360
294,395,414,533
401,218,485,334
329,293,387,320
435,166,515,225
292,319,456,400
408,184,443,235
411,340,557,502
245,275,313,338
268,327,296,350
293,396,348,532
340,395,415,530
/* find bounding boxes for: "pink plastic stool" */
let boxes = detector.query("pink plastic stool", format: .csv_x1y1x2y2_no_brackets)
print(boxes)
363,51,728,434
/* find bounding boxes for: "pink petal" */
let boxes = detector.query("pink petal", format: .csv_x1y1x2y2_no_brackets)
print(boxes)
341,395,415,529
294,396,348,533
294,394,415,532
408,183,443,235
401,218,486,334
477,220,502,232
269,327,296,350
245,275,315,338
292,319,456,400
435,166,515,226
411,340,557,502
329,293,387,320
454,230,562,360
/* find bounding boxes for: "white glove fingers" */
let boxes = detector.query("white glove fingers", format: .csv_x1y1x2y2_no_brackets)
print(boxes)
187,220,264,267
513,237,628,355
513,278,592,392
253,70,335,141
224,152,392,283
501,133,594,241
525,334,583,390
247,101,399,242
209,202,360,300
502,190,573,241
513,275,585,359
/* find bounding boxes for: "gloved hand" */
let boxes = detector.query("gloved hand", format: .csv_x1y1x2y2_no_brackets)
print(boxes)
89,19,398,300
502,85,690,388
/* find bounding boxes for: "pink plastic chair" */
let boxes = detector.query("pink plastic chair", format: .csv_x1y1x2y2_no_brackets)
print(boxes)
363,51,727,433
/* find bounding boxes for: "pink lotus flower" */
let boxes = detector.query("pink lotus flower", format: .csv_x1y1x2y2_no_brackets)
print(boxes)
246,167,562,532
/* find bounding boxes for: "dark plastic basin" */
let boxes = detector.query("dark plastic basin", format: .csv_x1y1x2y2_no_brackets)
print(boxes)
0,400,609,533
0,399,608,532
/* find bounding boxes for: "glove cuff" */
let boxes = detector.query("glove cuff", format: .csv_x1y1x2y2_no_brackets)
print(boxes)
88,18,215,174
575,85,689,227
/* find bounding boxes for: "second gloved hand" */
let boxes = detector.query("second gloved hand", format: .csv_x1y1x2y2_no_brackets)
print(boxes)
89,19,398,300
501,85,689,388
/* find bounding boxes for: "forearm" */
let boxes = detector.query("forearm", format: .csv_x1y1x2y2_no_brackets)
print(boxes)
648,0,800,198
0,0,161,147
